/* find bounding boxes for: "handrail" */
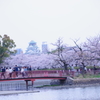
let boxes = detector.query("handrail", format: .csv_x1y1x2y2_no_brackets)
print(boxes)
0,69,100,79
0,70,67,79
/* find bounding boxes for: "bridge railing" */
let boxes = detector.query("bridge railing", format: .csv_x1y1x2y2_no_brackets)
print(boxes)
0,70,70,79
0,69,100,79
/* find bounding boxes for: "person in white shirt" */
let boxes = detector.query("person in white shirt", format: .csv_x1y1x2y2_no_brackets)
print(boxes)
9,67,13,78
6,68,10,78
21,67,24,77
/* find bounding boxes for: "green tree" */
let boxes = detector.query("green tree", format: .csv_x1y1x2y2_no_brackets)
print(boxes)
0,34,16,63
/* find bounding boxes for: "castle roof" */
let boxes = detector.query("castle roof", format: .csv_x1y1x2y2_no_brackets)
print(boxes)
29,40,36,44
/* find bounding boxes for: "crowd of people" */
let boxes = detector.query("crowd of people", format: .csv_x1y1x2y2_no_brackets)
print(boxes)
0,65,32,79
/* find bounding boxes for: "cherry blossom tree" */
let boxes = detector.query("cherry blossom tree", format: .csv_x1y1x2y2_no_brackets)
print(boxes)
83,35,100,66
50,38,74,70
1,53,57,70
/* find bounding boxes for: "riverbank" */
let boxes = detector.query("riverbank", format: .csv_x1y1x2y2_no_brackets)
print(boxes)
0,78,100,95
34,78,100,90
74,78,100,85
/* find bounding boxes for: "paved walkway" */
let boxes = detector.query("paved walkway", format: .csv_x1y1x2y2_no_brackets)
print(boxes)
0,91,39,95
0,79,52,86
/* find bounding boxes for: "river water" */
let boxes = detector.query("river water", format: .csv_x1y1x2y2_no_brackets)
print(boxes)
0,86,100,100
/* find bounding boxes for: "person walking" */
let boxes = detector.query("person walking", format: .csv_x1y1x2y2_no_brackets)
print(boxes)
93,65,97,74
28,66,32,77
21,67,24,77
14,65,19,77
70,64,75,78
9,67,13,78
1,67,6,79
5,67,10,78
24,66,28,76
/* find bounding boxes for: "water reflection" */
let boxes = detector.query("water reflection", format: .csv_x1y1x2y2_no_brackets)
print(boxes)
0,86,100,100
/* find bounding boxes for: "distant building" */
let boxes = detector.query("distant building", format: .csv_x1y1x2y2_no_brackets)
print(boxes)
42,42,48,54
15,48,23,55
25,40,40,55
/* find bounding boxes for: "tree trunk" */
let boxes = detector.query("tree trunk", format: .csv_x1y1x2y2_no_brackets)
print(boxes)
81,62,86,77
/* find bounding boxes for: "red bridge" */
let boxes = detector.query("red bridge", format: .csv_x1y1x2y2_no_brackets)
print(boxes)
0,70,70,90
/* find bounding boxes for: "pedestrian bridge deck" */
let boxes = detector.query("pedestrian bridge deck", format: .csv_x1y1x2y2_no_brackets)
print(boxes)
0,70,68,82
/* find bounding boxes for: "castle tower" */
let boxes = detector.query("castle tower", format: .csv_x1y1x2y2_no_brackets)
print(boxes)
25,40,40,55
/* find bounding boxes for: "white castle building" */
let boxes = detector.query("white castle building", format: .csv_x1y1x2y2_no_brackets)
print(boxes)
25,40,40,55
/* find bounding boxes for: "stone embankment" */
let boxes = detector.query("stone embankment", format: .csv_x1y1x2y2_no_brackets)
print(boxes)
73,78,100,85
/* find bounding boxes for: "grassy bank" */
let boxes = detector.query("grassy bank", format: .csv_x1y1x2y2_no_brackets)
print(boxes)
74,74,100,79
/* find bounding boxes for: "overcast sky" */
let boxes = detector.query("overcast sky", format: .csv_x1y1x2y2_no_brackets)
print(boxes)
0,0,100,52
